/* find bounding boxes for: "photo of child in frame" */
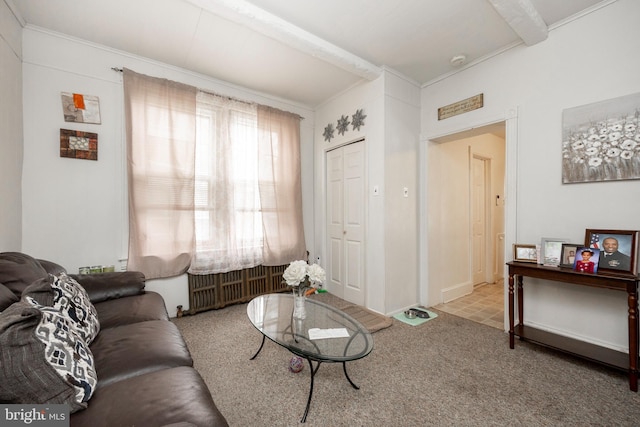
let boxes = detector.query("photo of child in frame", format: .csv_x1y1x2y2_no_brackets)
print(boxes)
573,247,600,273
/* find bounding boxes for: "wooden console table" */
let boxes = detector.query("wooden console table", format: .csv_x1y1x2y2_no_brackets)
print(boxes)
507,261,640,391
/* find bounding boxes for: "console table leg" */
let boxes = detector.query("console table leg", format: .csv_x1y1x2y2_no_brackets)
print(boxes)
517,275,524,329
509,273,515,349
628,288,638,392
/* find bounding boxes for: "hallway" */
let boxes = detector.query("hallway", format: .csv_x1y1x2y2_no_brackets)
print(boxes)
434,281,505,330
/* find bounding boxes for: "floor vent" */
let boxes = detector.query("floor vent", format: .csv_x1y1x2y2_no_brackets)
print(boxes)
187,264,288,314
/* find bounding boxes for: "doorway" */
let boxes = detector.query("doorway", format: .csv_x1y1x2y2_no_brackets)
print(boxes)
426,122,506,315
325,140,366,306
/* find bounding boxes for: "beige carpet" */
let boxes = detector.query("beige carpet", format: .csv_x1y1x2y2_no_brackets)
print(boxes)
174,300,640,426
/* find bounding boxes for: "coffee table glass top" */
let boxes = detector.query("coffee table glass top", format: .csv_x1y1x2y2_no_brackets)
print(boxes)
247,293,374,362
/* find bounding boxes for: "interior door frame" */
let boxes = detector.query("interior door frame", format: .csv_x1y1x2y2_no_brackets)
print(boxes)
419,108,518,331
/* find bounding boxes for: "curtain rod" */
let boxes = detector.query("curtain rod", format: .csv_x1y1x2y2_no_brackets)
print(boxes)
111,66,303,120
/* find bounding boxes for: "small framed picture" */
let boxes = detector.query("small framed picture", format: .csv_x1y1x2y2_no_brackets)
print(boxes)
60,128,98,161
585,229,638,275
513,244,537,263
573,247,600,274
541,238,568,267
559,243,581,268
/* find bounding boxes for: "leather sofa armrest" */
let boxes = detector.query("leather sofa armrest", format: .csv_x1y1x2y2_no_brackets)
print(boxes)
69,271,146,303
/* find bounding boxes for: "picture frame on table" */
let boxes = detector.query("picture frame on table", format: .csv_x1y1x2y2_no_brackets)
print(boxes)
559,243,581,268
585,229,638,275
573,247,600,274
541,237,568,267
513,244,537,263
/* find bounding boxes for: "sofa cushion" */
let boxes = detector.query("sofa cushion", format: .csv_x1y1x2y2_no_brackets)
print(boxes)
95,292,169,329
0,283,19,311
0,252,48,297
90,320,192,387
0,299,97,413
22,274,100,345
52,273,100,344
70,271,145,303
70,367,229,427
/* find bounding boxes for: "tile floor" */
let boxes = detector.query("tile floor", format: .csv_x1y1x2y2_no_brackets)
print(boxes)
433,280,505,330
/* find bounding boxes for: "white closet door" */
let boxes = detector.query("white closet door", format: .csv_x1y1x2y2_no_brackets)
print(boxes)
326,141,365,305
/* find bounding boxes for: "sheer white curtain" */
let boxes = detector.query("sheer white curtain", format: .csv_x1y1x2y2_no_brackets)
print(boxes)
124,71,306,279
188,94,307,273
189,92,264,273
258,105,306,265
123,68,197,279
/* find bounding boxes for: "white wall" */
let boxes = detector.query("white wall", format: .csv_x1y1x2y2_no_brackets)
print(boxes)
315,69,420,315
20,26,315,315
383,71,420,313
421,0,639,351
0,1,23,251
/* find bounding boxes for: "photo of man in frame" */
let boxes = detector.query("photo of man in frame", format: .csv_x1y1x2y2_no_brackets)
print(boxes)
590,233,632,272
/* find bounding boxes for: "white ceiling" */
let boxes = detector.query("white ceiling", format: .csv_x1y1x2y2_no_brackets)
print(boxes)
7,0,609,106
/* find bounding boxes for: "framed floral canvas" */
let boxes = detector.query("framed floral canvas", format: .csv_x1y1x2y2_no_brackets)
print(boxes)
562,92,640,184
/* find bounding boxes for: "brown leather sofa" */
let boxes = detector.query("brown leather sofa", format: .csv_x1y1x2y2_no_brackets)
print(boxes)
0,252,228,427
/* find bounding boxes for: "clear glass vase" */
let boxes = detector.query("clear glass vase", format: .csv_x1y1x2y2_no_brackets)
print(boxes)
292,286,306,319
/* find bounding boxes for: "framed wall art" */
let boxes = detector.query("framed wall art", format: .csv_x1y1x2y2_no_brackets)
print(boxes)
61,92,102,124
513,244,537,263
60,129,98,161
562,92,640,184
585,229,638,275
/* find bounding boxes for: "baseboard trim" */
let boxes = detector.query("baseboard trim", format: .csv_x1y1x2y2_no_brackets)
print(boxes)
441,281,473,303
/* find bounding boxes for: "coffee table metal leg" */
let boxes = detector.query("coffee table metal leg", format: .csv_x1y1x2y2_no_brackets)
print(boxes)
301,358,321,423
250,335,266,360
342,362,359,389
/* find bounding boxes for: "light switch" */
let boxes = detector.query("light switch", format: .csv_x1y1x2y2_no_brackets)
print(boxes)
373,185,379,196
403,187,409,197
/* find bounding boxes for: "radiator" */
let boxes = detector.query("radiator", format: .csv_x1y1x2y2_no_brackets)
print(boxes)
187,264,288,314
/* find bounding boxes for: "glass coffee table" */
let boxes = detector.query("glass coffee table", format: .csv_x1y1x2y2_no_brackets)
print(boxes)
247,293,374,423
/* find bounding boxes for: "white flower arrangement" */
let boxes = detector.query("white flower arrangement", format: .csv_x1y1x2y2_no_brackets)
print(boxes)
283,260,326,289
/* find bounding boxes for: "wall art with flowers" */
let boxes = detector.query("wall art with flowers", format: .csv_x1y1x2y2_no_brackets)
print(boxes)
562,92,640,184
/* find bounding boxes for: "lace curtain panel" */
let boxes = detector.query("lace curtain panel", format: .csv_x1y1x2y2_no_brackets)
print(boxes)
123,69,306,279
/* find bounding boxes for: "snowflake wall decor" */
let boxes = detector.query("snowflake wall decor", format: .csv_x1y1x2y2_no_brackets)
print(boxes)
323,123,335,142
351,109,366,131
337,115,350,135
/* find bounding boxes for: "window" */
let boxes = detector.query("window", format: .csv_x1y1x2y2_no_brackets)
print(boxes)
124,69,306,279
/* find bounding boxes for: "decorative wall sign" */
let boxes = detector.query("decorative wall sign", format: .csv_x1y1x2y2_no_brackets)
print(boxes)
60,129,98,161
437,94,483,120
562,92,640,184
323,123,335,142
61,92,102,124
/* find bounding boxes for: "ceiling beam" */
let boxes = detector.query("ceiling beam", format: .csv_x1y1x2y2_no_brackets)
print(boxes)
488,0,548,46
186,0,382,81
